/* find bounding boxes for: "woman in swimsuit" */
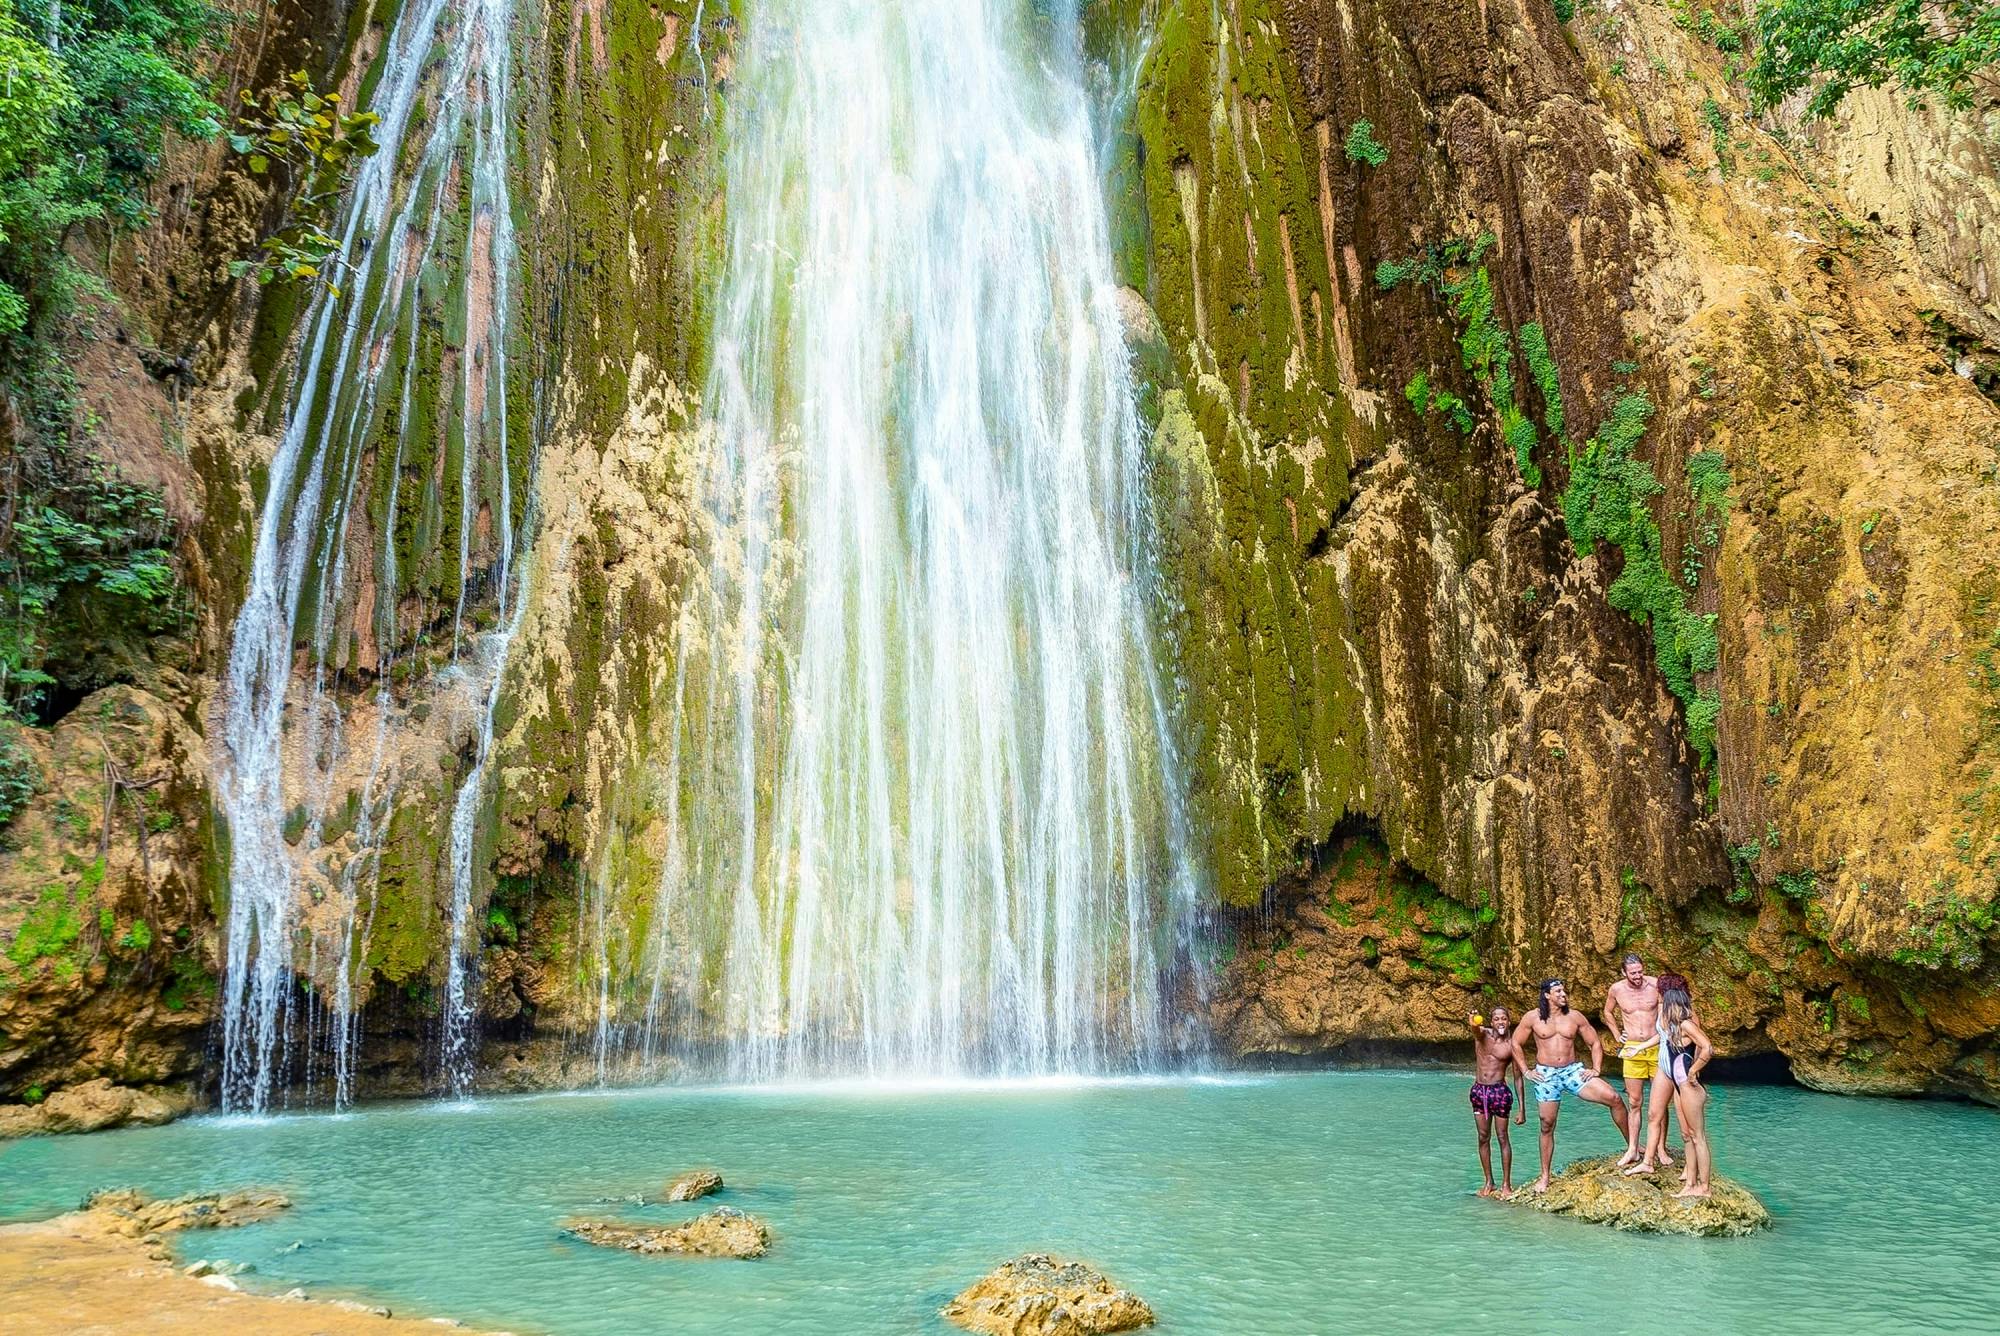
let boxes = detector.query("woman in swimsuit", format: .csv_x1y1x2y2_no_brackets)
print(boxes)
1656,973,1716,1198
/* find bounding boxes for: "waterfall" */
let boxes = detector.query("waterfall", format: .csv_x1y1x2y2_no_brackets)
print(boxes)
215,0,523,1113
644,0,1203,1079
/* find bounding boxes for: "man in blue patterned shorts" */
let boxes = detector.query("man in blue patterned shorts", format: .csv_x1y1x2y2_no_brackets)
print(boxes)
1513,978,1629,1194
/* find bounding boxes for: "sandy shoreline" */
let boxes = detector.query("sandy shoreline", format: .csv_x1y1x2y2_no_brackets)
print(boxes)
0,1205,507,1336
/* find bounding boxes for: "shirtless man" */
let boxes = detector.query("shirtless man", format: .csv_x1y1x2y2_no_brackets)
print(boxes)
1602,952,1671,1167
1466,1005,1528,1198
1514,978,1630,1193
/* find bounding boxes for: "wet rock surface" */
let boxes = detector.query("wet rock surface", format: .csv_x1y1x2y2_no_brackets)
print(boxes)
661,1168,723,1202
79,1187,293,1238
564,1206,770,1259
942,1253,1155,1336
1507,1156,1772,1236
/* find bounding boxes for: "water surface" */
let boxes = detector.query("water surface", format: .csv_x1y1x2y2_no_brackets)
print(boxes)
1,1073,1992,1334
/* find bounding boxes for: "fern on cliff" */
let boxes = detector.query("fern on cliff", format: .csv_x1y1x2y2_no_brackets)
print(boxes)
1560,391,1725,769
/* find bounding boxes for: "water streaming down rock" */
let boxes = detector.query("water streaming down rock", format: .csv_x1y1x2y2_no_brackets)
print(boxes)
215,0,524,1113
640,0,1205,1079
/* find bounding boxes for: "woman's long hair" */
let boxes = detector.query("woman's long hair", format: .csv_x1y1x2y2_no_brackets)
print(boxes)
1658,972,1694,1041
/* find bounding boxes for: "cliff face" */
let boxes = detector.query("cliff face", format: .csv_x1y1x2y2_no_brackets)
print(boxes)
1153,0,2000,1100
2,0,1997,1118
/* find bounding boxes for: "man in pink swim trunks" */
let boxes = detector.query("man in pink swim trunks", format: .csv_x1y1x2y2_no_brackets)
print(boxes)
1466,1004,1528,1197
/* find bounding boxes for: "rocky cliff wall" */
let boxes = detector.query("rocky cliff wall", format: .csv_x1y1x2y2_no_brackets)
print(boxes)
3,0,1998,1123
1149,0,2000,1100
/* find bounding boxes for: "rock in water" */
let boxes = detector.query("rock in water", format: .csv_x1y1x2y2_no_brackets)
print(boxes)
564,1207,769,1259
661,1169,723,1202
79,1188,292,1238
941,1254,1155,1336
1508,1156,1771,1236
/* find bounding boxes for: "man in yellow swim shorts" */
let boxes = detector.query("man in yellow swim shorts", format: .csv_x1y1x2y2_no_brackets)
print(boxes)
1602,952,1667,1168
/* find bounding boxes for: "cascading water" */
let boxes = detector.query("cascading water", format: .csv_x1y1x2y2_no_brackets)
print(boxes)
642,0,1204,1079
215,0,523,1113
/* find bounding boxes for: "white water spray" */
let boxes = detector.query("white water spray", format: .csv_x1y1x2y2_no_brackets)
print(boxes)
645,0,1202,1079
216,0,523,1113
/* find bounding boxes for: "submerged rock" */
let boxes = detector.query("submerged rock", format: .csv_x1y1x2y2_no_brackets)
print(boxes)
942,1254,1155,1336
564,1206,769,1259
661,1169,723,1202
1508,1156,1771,1237
80,1187,292,1238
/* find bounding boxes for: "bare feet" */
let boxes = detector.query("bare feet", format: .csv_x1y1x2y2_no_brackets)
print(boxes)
1615,1148,1640,1167
1674,1186,1712,1199
1476,1185,1495,1198
1497,1186,1514,1201
1620,1161,1657,1177
1525,1176,1551,1195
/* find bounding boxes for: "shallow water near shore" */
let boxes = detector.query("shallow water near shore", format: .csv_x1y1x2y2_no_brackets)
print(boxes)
2,1072,1994,1334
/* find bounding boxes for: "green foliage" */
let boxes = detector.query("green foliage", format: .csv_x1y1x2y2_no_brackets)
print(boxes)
1381,236,1544,486
0,0,222,352
1553,0,1576,21
485,904,518,946
1701,98,1734,175
0,469,179,717
1748,0,2000,119
1342,119,1388,168
226,71,381,299
0,726,37,823
1519,322,1565,439
1774,869,1819,901
1890,888,1996,971
1561,392,1725,770
161,951,215,1010
117,918,152,950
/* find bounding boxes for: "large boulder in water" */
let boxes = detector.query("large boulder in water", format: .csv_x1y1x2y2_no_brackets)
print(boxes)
941,1254,1155,1335
1508,1156,1771,1236
564,1206,769,1258
661,1169,723,1202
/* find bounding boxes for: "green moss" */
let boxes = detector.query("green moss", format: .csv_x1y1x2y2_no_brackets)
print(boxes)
5,879,87,970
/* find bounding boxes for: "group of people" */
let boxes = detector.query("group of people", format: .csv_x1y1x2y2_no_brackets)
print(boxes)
1463,953,1716,1199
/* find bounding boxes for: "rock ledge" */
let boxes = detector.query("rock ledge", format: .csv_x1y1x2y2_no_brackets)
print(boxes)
1507,1156,1772,1236
942,1253,1155,1335
564,1206,769,1258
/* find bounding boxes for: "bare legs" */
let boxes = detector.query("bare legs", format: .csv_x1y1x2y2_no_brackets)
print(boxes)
1579,1076,1631,1143
1475,1113,1515,1198
1623,1075,1677,1175
1673,1081,1713,1198
1530,1101,1558,1194
1617,1077,1645,1165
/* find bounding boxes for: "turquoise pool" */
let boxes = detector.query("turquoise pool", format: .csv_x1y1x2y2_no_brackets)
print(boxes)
2,1072,1993,1334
